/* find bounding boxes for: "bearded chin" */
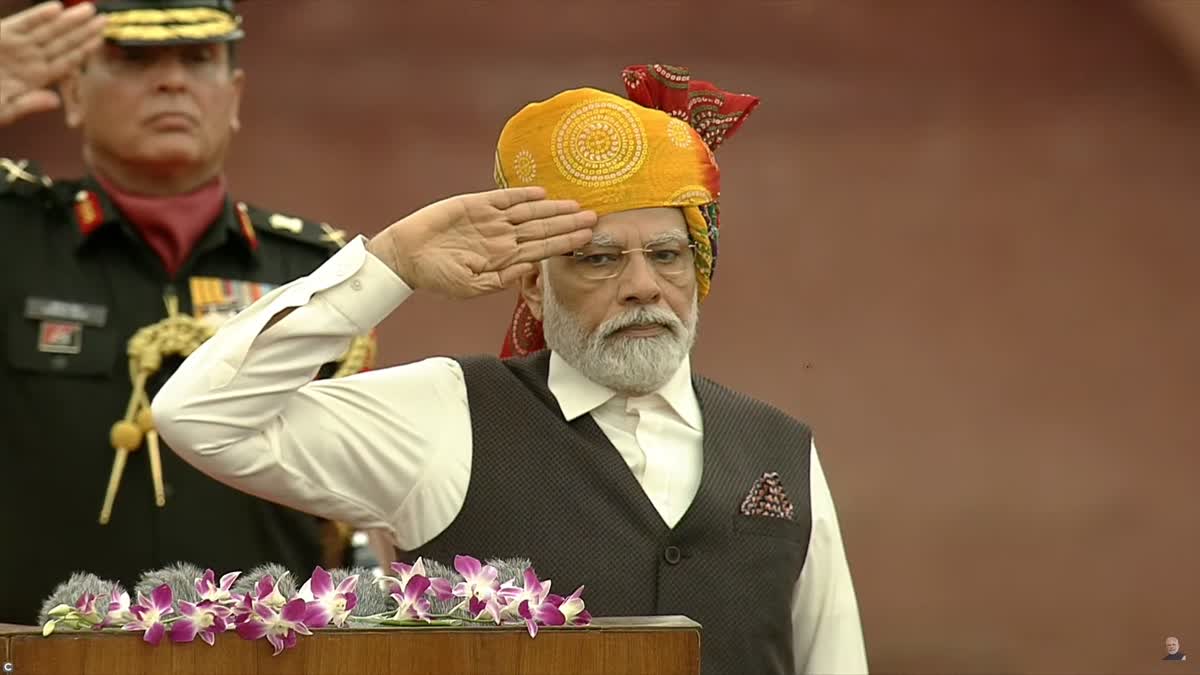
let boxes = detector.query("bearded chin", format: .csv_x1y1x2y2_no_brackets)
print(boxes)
541,281,699,396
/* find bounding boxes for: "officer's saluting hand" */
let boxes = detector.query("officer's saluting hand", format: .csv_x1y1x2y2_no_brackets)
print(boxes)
0,1,107,126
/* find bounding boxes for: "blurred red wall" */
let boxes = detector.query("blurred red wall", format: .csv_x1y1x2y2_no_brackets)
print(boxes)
4,1,1198,672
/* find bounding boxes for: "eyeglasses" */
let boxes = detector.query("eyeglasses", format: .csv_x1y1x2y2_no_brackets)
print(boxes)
564,242,697,281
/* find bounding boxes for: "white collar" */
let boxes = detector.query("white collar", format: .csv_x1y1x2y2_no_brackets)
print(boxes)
546,350,703,431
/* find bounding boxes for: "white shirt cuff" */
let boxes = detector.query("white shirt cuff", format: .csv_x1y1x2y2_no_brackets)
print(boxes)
315,235,414,333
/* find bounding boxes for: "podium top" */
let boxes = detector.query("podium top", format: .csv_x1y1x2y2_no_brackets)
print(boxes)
2,616,702,675
1,615,699,637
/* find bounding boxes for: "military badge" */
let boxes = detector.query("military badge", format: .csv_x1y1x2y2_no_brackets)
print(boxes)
189,276,278,329
37,321,83,355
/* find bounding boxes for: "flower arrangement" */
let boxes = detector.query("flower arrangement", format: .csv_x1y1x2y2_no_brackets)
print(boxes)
39,555,590,656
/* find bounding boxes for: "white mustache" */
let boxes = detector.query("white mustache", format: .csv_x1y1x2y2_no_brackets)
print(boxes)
599,307,683,339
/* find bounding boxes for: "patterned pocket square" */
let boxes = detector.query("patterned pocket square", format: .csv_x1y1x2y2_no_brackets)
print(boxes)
739,471,796,520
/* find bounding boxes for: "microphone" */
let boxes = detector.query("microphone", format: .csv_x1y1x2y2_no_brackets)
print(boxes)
134,562,204,605
38,572,119,626
232,563,297,599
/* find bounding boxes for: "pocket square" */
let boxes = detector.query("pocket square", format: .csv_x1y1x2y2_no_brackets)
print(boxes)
739,472,796,520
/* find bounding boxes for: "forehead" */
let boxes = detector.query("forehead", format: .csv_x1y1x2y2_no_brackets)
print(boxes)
593,207,687,240
98,41,225,60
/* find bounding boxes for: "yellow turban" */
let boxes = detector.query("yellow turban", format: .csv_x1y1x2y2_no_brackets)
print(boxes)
497,64,758,358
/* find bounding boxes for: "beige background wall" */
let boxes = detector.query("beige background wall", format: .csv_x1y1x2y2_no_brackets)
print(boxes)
4,1,1198,672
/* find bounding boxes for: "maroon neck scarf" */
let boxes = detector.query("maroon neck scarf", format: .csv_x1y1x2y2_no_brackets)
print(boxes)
94,172,228,277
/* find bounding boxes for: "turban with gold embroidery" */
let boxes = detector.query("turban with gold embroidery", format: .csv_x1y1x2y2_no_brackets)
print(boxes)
495,64,759,358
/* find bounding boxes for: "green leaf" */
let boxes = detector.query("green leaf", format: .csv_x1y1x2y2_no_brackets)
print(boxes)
375,618,464,628
42,619,58,637
47,604,73,618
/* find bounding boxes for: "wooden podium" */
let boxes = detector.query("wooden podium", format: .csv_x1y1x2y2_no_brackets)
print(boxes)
1,616,700,675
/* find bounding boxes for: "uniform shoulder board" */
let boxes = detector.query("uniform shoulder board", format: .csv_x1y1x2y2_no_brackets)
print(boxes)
238,202,350,251
0,158,54,198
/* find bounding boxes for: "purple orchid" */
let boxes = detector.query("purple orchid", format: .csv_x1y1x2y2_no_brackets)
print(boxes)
37,553,591,652
388,574,431,621
492,568,548,627
171,600,231,646
298,566,358,628
76,592,106,628
195,569,241,603
104,587,134,627
232,572,289,625
121,584,174,646
500,568,565,636
547,585,591,626
235,598,312,656
451,555,502,621
42,591,105,636
74,592,99,617
381,558,454,601
231,593,254,624
471,593,505,624
389,558,427,587
428,576,455,602
517,597,566,638
254,573,290,610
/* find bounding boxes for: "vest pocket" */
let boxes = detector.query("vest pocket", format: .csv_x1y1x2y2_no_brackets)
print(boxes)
732,513,810,543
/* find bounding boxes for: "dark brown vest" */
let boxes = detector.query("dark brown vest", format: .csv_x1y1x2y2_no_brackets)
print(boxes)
403,352,813,675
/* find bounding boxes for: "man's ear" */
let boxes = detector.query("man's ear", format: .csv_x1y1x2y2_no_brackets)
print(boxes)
60,71,85,129
521,263,546,321
229,68,246,132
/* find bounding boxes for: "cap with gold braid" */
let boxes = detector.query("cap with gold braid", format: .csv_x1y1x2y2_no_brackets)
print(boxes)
496,64,759,358
57,0,245,45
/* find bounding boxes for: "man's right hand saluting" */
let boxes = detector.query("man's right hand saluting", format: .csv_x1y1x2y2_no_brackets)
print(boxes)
367,187,596,299
0,1,106,127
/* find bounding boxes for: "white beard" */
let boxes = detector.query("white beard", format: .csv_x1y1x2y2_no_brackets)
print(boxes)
541,277,699,396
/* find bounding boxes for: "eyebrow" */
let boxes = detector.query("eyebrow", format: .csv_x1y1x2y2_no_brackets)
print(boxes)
590,232,619,247
646,230,689,247
589,230,689,248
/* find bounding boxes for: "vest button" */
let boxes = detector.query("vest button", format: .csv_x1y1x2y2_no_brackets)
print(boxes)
664,545,682,565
